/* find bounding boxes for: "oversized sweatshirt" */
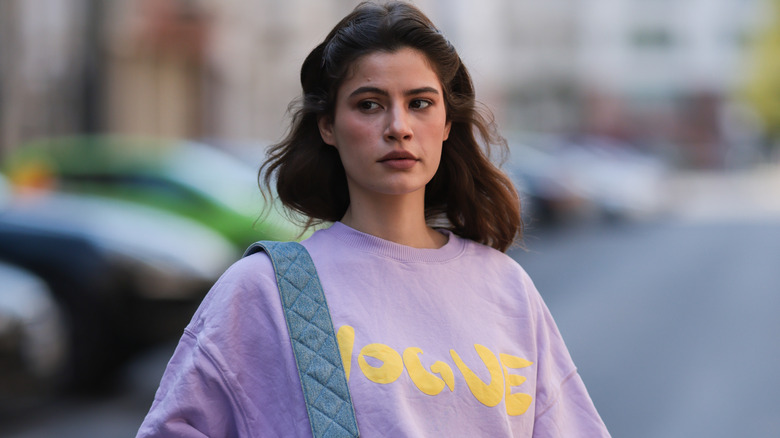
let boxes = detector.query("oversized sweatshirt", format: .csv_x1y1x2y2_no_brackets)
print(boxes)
137,222,610,437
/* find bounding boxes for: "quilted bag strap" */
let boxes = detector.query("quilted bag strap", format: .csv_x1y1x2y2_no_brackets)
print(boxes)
244,241,359,438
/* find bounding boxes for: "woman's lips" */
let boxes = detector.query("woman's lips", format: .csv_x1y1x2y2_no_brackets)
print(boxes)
379,151,418,170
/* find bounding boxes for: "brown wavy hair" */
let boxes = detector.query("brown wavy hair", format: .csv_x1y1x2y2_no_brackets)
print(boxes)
261,1,522,251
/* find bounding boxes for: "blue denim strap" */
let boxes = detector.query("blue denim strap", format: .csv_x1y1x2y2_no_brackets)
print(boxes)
244,241,359,438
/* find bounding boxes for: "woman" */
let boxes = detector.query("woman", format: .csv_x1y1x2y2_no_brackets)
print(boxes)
138,2,610,437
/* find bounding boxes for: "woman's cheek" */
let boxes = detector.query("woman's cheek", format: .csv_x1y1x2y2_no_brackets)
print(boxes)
339,117,374,144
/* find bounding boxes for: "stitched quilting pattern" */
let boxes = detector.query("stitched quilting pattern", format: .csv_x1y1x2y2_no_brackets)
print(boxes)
247,241,359,438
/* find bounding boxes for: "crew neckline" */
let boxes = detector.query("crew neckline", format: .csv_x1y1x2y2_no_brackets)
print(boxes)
321,221,466,263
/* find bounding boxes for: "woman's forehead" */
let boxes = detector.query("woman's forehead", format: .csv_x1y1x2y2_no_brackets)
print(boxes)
339,48,442,94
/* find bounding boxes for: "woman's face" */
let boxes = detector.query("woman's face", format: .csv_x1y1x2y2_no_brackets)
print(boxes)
318,47,451,204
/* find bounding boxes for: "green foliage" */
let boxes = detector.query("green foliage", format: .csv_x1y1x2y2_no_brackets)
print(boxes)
743,0,780,142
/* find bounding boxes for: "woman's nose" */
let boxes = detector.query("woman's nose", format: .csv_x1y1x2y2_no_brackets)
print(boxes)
385,106,413,142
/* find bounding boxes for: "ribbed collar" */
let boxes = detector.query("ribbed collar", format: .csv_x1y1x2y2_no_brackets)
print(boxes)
323,221,466,263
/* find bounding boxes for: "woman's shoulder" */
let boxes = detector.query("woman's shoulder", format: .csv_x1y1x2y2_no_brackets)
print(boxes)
459,235,527,269
187,250,281,333
214,250,276,291
453,236,541,294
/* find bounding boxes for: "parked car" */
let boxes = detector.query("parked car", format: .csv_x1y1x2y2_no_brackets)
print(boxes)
3,135,305,251
0,260,67,408
0,185,238,393
507,134,668,225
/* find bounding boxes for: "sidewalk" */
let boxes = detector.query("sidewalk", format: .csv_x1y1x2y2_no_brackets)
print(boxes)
664,163,780,222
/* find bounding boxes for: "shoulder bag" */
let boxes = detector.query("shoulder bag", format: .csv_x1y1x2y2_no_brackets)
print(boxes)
244,241,359,438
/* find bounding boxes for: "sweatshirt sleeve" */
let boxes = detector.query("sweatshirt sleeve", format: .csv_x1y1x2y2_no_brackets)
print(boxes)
135,329,247,437
136,253,312,438
533,371,611,438
519,270,611,438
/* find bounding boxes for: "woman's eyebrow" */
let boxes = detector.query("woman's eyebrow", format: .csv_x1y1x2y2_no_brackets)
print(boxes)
349,86,388,98
405,86,440,96
348,86,440,98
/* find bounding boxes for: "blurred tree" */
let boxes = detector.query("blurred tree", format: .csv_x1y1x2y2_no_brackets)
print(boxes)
743,0,780,152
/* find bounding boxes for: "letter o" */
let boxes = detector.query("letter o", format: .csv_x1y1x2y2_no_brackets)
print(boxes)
358,343,404,384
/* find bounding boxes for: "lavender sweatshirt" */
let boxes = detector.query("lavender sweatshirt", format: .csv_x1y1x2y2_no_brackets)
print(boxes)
137,222,610,437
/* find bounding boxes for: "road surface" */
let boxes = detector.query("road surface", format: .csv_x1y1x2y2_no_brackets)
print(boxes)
511,218,780,438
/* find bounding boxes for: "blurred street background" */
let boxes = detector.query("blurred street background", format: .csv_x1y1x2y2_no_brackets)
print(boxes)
1,0,780,437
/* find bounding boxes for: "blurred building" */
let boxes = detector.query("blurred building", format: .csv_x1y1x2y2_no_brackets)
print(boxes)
0,0,772,167
197,0,360,142
577,0,768,167
0,0,95,159
435,0,580,138
104,0,209,139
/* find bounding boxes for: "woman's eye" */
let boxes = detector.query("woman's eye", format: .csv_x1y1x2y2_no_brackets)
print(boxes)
410,99,432,110
359,101,380,111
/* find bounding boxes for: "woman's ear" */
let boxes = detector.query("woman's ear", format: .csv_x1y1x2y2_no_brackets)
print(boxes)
318,116,337,147
443,120,452,141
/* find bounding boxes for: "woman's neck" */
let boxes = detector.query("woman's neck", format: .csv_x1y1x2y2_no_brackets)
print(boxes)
340,193,447,249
